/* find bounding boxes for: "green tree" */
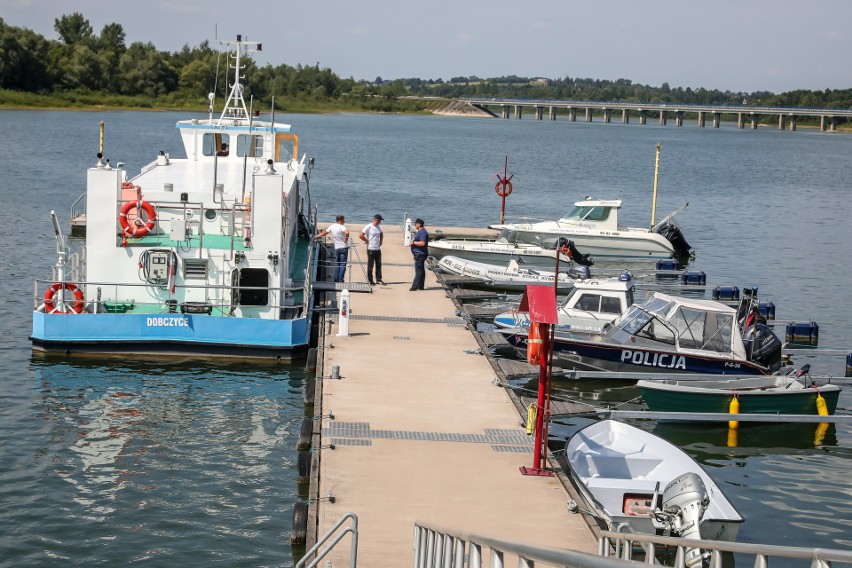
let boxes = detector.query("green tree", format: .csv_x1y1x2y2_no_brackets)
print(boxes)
54,13,93,45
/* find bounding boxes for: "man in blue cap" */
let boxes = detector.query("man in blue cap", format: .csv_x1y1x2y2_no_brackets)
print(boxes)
409,218,428,291
359,214,385,285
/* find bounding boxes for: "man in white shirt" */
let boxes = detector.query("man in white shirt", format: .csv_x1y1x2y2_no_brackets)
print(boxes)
359,214,384,285
316,215,350,282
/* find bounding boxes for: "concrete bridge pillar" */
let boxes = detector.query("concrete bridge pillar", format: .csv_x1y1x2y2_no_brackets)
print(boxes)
514,105,522,119
501,105,509,119
713,113,721,128
820,116,826,131
604,108,612,123
830,117,837,131
737,113,745,128
622,109,630,123
675,111,684,127
750,113,758,129
639,110,647,125
585,108,593,122
659,111,667,126
534,106,543,120
549,106,556,120
568,107,576,121
778,115,786,130
790,116,797,131
697,111,705,127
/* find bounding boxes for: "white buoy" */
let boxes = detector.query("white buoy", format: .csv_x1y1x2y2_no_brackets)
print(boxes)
337,289,351,337
403,217,413,247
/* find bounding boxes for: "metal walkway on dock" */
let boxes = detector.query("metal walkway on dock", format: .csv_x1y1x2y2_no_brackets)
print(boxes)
310,225,597,566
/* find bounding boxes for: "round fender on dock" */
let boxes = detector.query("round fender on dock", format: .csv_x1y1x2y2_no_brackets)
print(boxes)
297,417,313,451
297,451,311,485
290,501,308,545
304,377,316,407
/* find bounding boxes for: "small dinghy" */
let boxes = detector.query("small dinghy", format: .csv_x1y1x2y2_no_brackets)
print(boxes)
566,420,743,565
434,255,590,291
637,364,841,415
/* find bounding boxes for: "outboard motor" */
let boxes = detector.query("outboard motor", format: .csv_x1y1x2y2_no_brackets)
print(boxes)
567,265,591,280
656,473,709,568
656,221,692,257
557,238,594,266
743,323,783,373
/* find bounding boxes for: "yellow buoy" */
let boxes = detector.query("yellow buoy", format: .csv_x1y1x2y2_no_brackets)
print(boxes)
728,396,740,429
816,392,828,416
526,403,537,436
727,427,738,448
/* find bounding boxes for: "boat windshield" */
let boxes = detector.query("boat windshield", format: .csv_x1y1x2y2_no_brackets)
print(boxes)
560,205,612,223
610,305,676,346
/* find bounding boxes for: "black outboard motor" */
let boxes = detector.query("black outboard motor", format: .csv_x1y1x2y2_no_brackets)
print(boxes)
567,265,591,279
743,323,783,373
656,221,692,257
557,238,594,266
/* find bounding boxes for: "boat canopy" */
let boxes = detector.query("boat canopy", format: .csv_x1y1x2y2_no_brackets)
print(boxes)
606,292,747,359
558,199,621,229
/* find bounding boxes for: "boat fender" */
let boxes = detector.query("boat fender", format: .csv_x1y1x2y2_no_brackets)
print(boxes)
43,282,85,314
728,395,739,429
525,403,537,435
816,390,828,416
527,323,542,366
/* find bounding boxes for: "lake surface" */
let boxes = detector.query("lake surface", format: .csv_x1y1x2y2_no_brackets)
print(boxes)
0,109,850,566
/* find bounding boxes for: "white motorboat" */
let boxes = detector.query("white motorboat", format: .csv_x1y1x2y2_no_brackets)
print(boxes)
489,198,691,260
434,255,590,291
428,237,575,267
493,272,635,333
30,36,319,360
566,420,743,561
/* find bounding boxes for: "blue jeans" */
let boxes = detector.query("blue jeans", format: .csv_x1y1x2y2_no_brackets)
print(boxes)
412,252,426,289
334,247,349,282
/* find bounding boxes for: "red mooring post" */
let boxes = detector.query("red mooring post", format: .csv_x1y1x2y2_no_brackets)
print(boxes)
520,285,558,477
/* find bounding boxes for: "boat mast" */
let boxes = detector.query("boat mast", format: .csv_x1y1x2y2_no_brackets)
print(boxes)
216,35,262,124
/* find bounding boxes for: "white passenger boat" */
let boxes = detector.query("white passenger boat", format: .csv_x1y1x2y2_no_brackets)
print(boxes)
30,36,319,360
429,234,593,268
489,198,691,260
566,420,743,560
434,255,591,291
493,272,635,333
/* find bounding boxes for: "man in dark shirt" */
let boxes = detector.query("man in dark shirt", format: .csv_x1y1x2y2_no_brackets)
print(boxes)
409,218,429,291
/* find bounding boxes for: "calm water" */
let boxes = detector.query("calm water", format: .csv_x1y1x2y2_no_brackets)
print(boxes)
1,109,851,565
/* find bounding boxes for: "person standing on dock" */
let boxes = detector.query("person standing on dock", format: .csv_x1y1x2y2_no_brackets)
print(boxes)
409,218,429,291
316,215,350,282
359,214,385,285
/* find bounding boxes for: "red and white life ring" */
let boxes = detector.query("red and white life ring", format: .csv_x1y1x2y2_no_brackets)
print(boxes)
119,199,157,237
527,322,543,366
43,282,85,314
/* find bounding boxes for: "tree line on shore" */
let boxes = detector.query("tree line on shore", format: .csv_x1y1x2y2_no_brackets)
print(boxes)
1,13,850,118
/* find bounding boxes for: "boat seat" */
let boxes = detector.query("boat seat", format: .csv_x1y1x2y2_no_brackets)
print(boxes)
584,477,659,492
577,455,663,479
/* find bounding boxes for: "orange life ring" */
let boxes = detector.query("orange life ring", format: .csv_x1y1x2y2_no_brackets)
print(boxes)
119,199,157,237
43,282,85,314
527,322,543,366
495,180,513,197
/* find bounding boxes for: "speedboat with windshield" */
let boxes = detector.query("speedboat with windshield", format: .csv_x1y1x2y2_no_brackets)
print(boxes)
549,291,783,375
489,198,691,260
30,36,319,360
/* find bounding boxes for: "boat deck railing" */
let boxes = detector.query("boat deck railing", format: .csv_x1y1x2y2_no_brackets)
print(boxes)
33,278,307,317
598,528,852,568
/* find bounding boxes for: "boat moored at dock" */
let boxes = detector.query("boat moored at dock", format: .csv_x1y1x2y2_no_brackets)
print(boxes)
30,36,318,360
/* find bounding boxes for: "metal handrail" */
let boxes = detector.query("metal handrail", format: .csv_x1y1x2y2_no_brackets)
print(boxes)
295,512,358,568
598,529,852,568
414,521,643,568
70,192,86,221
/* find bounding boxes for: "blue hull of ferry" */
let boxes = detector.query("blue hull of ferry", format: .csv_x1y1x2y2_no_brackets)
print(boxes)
31,312,309,359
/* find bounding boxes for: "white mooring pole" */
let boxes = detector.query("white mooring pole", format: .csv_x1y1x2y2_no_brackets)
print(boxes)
337,289,351,337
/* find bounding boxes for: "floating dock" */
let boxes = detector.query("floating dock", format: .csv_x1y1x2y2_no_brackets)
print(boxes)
306,225,597,565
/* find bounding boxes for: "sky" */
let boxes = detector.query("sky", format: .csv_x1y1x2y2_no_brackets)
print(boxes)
2,0,851,94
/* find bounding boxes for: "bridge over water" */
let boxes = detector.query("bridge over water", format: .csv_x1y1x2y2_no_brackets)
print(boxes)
460,97,852,131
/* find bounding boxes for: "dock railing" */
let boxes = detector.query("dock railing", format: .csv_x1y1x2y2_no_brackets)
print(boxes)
598,529,852,568
413,521,643,568
295,512,358,568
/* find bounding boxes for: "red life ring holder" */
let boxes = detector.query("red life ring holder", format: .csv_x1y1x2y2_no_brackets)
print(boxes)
526,322,542,366
119,199,157,237
43,282,85,314
495,180,513,197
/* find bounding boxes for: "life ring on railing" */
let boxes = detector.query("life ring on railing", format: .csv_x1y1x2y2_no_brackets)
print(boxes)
43,282,85,314
527,322,543,366
495,180,513,197
119,199,157,238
